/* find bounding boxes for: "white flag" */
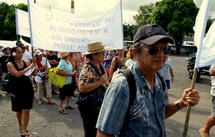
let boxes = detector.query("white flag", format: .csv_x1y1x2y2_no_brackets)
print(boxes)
196,21,215,67
194,0,211,68
28,1,123,52
15,9,30,37
193,0,215,12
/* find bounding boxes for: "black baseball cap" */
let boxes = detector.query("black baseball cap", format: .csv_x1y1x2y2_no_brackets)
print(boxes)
133,24,174,46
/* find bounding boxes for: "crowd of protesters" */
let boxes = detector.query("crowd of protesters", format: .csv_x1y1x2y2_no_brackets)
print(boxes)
0,40,130,137
0,24,201,137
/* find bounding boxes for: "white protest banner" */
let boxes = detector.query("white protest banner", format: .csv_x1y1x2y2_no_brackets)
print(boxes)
15,9,30,37
28,1,123,52
0,40,16,48
196,21,215,67
194,0,211,68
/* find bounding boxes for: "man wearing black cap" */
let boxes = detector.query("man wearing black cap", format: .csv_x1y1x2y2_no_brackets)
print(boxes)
96,24,200,137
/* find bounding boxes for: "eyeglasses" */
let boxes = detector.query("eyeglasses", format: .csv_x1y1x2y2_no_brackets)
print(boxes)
145,45,171,56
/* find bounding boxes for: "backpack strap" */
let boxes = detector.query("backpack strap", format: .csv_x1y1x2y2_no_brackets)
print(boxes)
118,68,136,135
119,68,136,106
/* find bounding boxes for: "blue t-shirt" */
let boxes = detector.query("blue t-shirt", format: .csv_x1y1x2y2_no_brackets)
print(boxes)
57,59,73,84
103,53,114,68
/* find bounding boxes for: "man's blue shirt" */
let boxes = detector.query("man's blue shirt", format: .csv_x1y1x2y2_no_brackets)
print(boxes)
96,62,169,137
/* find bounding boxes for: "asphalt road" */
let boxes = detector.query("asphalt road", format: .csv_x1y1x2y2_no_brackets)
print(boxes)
0,55,214,137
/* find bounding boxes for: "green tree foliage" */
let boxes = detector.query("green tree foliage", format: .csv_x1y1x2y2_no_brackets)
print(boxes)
123,24,137,41
147,0,199,54
16,3,28,12
0,2,28,40
3,5,16,40
133,3,155,27
0,2,10,40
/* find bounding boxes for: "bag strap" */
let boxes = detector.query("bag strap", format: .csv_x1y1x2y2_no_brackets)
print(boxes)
118,68,136,135
119,69,136,106
86,62,105,76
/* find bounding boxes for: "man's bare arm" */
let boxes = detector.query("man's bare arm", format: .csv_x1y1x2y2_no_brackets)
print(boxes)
96,130,114,137
165,100,183,118
165,88,199,118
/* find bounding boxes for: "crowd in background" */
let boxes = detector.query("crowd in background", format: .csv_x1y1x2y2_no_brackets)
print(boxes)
0,40,135,137
0,37,176,137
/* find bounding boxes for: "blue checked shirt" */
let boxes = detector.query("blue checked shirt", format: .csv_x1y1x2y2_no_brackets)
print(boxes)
96,63,169,137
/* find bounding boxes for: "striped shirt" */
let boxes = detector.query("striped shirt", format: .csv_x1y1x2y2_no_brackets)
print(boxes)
96,62,169,137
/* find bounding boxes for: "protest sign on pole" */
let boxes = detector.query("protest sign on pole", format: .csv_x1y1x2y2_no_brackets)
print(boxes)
71,0,75,14
15,9,30,37
183,0,211,137
195,21,215,67
194,0,211,68
28,0,123,52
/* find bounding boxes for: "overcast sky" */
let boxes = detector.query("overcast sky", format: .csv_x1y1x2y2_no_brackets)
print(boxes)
0,0,162,24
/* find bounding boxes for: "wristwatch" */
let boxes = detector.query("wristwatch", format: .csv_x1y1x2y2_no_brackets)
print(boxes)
176,102,184,110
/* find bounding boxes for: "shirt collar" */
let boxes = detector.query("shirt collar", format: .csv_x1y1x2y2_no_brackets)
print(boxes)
130,62,161,91
130,62,148,90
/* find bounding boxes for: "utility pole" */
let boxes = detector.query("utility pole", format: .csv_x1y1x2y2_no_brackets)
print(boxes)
71,0,75,14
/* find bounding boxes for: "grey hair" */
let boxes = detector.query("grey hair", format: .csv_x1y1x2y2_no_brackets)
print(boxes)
133,42,145,54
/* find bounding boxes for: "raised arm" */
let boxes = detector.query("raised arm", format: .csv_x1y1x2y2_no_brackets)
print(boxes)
109,57,117,81
7,62,35,78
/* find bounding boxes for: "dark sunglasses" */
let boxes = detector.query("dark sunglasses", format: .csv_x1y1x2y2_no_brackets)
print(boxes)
145,45,171,55
133,42,171,55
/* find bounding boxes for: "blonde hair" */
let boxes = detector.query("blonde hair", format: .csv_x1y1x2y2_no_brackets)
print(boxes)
126,46,134,60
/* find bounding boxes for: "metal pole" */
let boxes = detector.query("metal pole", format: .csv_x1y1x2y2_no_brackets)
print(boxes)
182,68,198,137
119,0,124,49
16,35,20,41
15,8,20,43
27,0,35,57
71,0,75,14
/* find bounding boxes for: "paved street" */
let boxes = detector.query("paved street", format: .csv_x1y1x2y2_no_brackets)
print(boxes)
0,55,214,137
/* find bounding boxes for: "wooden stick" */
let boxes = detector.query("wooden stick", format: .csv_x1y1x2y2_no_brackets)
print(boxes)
182,68,198,137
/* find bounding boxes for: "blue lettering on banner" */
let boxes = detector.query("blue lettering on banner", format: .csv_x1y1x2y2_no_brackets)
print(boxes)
63,37,90,43
53,43,87,52
48,26,109,35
